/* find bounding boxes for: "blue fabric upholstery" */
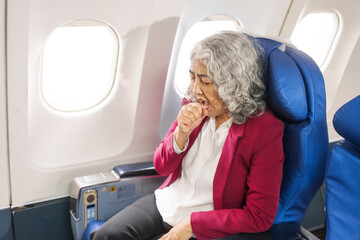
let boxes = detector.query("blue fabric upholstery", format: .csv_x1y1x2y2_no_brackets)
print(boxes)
333,95,360,149
267,49,308,121
256,38,308,122
82,220,105,240
256,38,329,224
325,95,360,240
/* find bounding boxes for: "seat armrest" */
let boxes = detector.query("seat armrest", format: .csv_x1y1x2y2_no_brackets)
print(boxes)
113,162,158,178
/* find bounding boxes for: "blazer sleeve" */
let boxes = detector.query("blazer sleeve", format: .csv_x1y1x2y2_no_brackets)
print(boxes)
153,120,186,176
154,98,192,175
190,118,284,239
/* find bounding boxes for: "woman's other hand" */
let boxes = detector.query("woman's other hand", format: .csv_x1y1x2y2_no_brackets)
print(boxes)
159,217,193,240
174,103,207,150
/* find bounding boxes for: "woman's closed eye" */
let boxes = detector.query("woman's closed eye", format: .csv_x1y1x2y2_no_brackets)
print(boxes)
189,70,211,86
201,79,210,86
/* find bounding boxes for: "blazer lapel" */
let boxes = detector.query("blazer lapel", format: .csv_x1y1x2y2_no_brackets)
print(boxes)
213,122,247,209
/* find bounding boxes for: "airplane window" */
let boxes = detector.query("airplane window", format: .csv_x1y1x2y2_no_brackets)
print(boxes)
41,20,119,112
174,15,241,97
290,11,339,68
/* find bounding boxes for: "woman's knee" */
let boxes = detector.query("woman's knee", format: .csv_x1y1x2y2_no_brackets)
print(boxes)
90,224,139,240
90,228,113,240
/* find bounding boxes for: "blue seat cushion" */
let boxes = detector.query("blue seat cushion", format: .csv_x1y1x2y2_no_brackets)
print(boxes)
256,38,308,122
333,95,360,149
326,142,360,240
267,48,308,122
82,220,105,240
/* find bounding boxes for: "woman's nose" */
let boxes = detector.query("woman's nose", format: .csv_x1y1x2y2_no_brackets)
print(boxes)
193,79,202,95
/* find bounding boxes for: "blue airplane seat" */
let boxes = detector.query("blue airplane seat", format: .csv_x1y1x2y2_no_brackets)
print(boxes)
256,38,329,225
81,37,328,240
325,95,360,240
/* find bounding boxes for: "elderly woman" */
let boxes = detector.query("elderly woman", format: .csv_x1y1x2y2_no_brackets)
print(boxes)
91,31,284,240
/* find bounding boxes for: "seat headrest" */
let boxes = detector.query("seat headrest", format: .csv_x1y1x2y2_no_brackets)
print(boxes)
333,95,360,149
256,37,308,122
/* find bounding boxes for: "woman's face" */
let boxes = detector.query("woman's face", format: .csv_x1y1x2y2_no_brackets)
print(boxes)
189,58,228,119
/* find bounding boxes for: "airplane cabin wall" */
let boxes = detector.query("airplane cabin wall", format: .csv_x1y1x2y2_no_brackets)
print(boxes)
7,0,182,207
7,0,292,207
280,0,360,141
0,0,11,209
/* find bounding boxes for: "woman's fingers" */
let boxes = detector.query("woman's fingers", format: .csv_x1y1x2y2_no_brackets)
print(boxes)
181,110,197,123
178,115,192,126
184,103,202,119
176,102,207,141
177,103,203,129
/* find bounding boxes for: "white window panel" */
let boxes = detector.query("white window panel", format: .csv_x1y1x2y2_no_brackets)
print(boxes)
41,20,119,112
291,11,339,68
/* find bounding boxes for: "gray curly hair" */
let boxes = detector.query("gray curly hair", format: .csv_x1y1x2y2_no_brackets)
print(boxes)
187,31,266,124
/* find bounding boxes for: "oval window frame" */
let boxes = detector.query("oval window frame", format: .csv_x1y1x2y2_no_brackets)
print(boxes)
290,10,340,68
40,20,120,112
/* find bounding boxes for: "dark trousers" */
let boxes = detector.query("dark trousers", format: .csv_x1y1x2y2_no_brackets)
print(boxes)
90,194,171,240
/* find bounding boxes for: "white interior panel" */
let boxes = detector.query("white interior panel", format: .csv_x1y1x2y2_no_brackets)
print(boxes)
326,36,360,140
7,0,181,206
7,0,291,206
280,0,360,141
0,0,10,209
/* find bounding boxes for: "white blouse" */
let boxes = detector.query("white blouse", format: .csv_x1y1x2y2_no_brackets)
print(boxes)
154,117,233,226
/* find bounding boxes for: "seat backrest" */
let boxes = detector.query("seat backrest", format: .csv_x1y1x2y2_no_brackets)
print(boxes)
325,95,360,240
256,38,329,225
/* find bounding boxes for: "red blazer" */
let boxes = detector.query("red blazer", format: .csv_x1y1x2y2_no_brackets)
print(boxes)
153,109,284,240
